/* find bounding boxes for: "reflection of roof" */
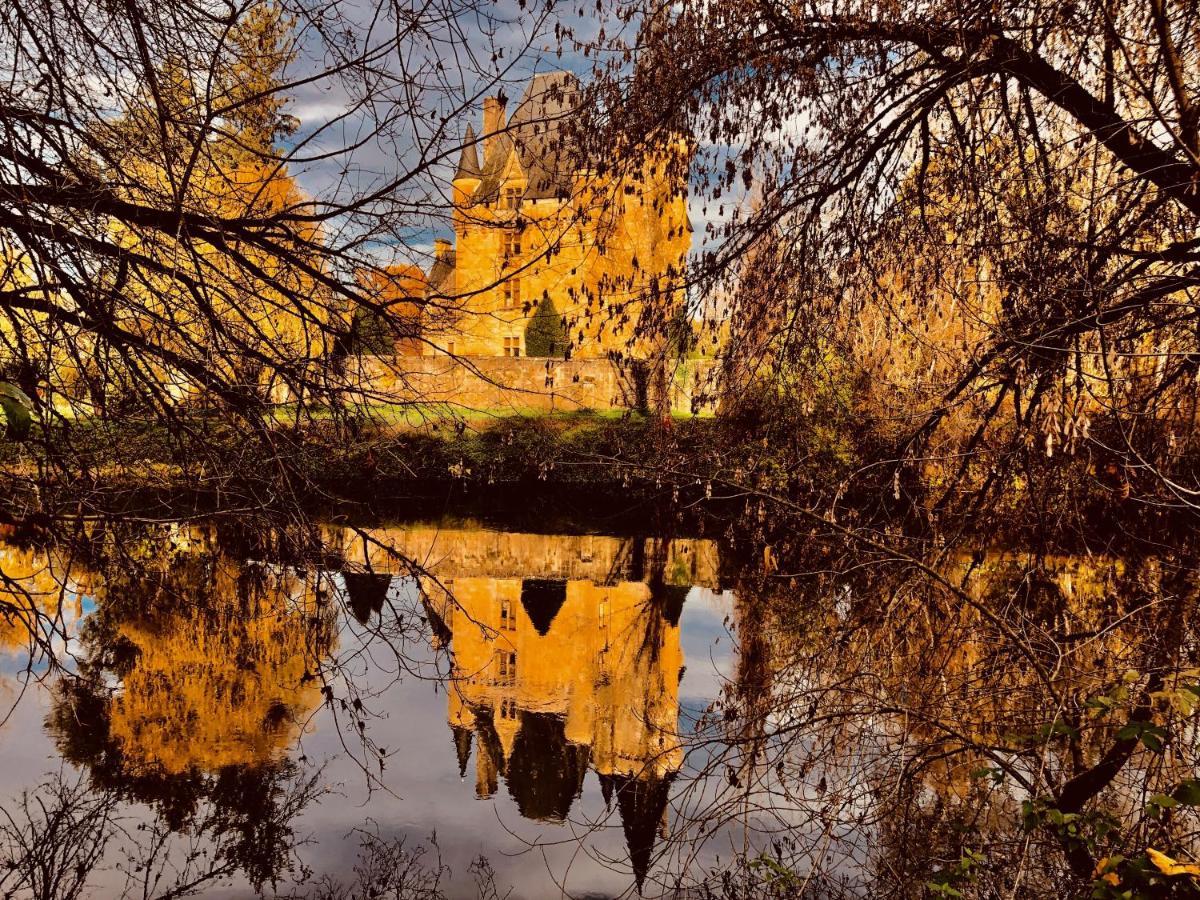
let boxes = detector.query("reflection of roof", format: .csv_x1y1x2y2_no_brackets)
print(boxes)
607,771,675,891
520,578,567,636
341,572,391,624
452,724,472,778
463,71,584,204
504,711,590,823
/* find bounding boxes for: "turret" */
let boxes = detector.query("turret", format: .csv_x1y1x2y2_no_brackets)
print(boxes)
452,124,482,204
452,724,473,779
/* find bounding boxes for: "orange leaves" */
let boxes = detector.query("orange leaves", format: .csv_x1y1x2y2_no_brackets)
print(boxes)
1147,848,1200,879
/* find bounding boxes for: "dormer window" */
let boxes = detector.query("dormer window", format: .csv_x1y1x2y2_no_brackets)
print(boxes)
502,186,522,210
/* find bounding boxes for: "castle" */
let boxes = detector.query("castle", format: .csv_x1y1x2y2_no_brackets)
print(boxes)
374,71,691,362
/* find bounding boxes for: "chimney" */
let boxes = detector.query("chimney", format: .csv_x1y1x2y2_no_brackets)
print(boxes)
433,238,451,260
482,95,507,156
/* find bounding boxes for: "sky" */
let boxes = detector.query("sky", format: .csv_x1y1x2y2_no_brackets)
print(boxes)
275,0,608,270
267,0,767,290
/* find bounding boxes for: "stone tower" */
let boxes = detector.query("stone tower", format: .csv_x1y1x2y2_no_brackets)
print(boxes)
426,72,691,359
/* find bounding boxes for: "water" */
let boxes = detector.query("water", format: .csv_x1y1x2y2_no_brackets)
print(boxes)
0,514,1192,897
0,517,738,898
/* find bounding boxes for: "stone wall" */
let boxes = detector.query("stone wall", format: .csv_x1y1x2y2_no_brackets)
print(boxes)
347,354,718,415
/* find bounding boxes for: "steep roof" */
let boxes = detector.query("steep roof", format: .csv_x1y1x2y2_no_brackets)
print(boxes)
453,124,481,181
428,247,456,296
473,71,583,203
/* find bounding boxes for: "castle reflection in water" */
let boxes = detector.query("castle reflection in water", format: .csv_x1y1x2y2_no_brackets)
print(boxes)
0,521,722,892
344,526,721,886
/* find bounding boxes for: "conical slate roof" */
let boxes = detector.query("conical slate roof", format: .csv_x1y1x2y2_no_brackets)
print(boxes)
453,124,481,181
428,243,456,295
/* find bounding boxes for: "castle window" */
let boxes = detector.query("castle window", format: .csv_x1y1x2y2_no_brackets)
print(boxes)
500,698,517,719
500,598,516,630
496,650,517,684
503,232,521,260
502,186,522,210
503,336,521,357
502,279,522,310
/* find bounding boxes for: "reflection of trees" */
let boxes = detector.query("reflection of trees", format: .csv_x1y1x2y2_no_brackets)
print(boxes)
104,560,326,774
670,541,1200,897
43,522,335,892
0,774,114,900
0,534,89,664
0,767,323,900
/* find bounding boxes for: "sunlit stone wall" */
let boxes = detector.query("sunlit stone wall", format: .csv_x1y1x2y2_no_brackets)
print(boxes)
346,354,717,415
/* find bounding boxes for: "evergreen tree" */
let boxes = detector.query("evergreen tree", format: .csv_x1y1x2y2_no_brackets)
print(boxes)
666,304,696,359
524,294,566,358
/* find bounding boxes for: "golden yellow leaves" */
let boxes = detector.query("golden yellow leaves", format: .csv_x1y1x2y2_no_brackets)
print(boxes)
1147,848,1200,878
1094,856,1121,886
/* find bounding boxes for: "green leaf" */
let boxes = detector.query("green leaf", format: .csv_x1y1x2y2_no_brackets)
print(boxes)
926,883,963,898
0,382,33,440
1036,720,1078,740
1116,721,1167,752
1147,794,1180,818
1141,726,1168,753
970,766,1003,784
1173,780,1200,806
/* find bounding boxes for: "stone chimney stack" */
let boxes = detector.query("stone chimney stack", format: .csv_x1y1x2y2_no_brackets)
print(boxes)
482,95,507,156
433,237,452,260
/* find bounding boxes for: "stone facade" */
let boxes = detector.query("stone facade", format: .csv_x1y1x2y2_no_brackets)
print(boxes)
349,353,717,415
341,525,721,588
420,71,690,360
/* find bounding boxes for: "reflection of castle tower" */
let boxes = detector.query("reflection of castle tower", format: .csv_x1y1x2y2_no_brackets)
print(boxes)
425,537,693,889
329,524,719,888
600,771,676,892
438,575,683,801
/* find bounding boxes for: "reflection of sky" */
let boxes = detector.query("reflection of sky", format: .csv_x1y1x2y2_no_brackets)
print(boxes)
0,589,92,676
678,587,736,728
